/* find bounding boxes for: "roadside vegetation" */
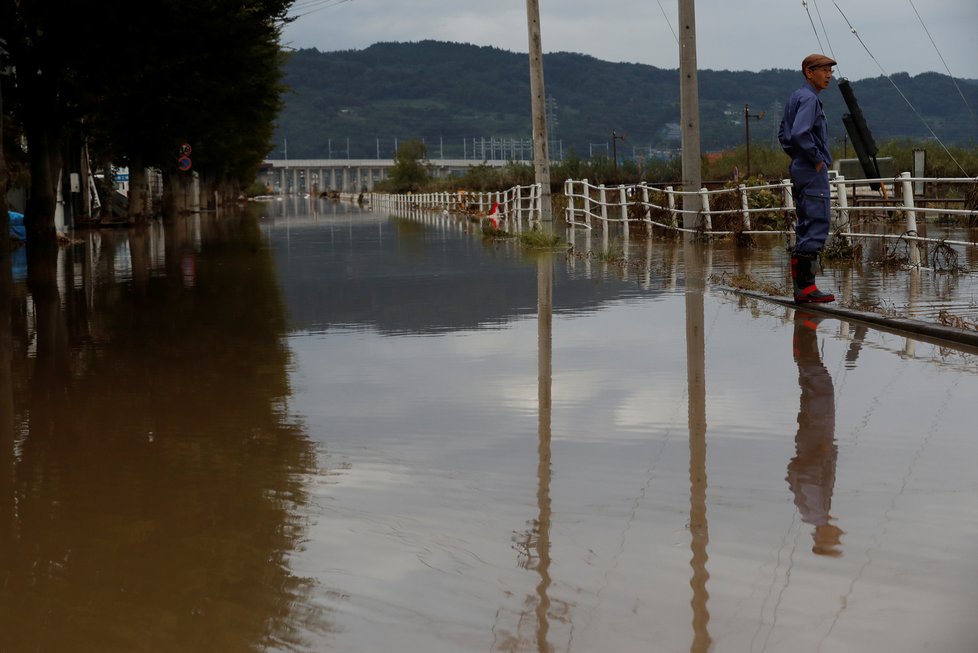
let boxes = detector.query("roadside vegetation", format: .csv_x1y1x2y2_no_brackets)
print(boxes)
378,139,977,198
1,0,291,251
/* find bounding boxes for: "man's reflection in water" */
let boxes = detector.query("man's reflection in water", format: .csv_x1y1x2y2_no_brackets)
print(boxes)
787,311,844,557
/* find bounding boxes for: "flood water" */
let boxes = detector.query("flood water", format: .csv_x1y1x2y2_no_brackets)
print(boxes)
2,199,978,652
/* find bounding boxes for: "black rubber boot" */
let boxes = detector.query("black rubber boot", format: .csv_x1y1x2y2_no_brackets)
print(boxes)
791,253,835,303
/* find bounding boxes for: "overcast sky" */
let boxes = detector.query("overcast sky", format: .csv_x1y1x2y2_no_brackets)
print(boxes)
281,0,978,82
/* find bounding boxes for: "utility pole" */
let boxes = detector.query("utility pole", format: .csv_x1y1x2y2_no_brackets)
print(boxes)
678,0,702,226
526,0,552,222
611,129,625,181
743,103,764,178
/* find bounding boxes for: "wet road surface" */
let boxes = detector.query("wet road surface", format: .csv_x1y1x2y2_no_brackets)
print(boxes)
2,199,977,652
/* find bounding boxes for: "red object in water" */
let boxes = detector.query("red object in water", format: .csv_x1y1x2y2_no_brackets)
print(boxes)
488,201,500,228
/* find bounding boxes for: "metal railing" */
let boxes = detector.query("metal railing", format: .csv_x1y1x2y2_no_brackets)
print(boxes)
564,172,978,249
373,183,544,222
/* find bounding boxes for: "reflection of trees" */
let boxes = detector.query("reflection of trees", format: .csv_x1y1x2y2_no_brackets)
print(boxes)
1,246,16,588
0,215,326,652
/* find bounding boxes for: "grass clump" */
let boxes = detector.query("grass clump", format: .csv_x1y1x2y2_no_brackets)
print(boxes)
518,228,566,250
709,271,788,297
481,225,517,239
823,234,863,261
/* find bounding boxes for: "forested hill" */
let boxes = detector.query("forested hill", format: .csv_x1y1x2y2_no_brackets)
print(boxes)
274,40,978,160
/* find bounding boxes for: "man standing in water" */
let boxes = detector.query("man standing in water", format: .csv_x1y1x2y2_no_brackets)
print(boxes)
779,54,837,303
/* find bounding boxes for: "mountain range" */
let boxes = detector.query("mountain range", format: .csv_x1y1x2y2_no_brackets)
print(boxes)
273,40,978,161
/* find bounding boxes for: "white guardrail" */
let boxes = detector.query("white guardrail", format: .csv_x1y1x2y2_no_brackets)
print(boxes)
373,183,544,223
564,172,978,247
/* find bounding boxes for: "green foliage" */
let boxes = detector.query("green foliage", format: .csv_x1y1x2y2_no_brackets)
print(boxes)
275,41,978,161
878,138,978,178
246,180,272,197
387,139,430,192
1,0,291,227
547,155,683,187
518,228,565,250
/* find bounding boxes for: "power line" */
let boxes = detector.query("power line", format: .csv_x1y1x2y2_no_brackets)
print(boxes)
656,0,679,45
801,1,825,54
287,0,356,20
831,1,971,176
810,0,840,76
906,0,976,121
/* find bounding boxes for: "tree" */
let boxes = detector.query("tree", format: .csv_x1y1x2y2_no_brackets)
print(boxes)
388,139,430,192
0,0,292,234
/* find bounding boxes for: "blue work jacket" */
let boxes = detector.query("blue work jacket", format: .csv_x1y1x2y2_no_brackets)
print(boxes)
779,81,832,169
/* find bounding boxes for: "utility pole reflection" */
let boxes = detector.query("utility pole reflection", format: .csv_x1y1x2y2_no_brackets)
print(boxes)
684,240,711,653
509,253,555,652
534,253,554,652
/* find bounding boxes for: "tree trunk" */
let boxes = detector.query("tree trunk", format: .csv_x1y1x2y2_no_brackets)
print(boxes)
24,118,61,246
0,70,8,254
162,170,189,219
129,157,147,223
199,175,214,211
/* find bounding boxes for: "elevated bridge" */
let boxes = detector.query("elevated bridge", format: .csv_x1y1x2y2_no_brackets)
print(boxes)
261,157,514,194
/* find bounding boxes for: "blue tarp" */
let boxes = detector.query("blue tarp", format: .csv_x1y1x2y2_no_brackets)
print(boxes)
8,210,27,281
9,210,26,241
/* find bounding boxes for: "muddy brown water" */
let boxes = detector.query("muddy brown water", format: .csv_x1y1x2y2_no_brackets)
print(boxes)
2,199,977,652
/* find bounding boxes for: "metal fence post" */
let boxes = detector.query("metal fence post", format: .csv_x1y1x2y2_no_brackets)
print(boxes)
565,179,575,223
699,187,712,231
832,175,850,247
640,183,651,224
900,171,921,266
619,185,629,237
666,185,677,229
738,184,751,230
599,184,609,233
583,179,592,229
781,178,795,247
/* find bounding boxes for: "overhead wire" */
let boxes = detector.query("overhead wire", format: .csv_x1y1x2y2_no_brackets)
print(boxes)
906,0,976,121
801,1,825,54
810,0,840,75
287,0,355,21
830,1,971,177
656,0,679,45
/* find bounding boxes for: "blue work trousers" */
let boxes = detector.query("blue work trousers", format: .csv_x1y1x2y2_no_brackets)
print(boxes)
790,161,831,255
